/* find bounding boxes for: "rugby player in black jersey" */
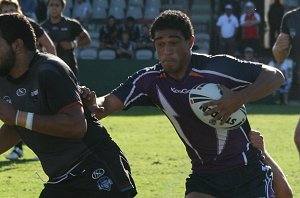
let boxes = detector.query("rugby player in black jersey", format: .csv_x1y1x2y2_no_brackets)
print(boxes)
82,10,286,198
0,13,136,198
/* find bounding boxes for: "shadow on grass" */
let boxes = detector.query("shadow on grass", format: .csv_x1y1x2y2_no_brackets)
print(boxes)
0,158,39,169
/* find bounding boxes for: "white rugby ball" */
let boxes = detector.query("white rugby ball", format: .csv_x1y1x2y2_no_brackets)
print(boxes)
189,83,247,130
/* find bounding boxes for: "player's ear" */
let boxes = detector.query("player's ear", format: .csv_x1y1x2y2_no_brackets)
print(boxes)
11,38,24,52
189,35,195,49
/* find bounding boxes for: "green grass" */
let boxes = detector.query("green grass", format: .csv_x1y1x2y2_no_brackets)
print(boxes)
0,104,299,198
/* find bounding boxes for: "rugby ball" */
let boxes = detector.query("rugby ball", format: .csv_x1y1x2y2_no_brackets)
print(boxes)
189,83,247,130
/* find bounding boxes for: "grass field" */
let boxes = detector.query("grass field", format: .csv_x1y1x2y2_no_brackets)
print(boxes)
0,104,299,198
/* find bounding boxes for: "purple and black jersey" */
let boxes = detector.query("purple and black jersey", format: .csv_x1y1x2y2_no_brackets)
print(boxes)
112,53,263,173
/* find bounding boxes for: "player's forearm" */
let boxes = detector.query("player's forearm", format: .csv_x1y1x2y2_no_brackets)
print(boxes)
96,94,124,119
272,45,290,62
15,105,87,138
0,124,21,155
263,153,293,198
238,65,284,104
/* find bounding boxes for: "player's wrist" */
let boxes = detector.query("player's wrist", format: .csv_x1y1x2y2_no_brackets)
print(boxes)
15,110,34,130
71,40,78,48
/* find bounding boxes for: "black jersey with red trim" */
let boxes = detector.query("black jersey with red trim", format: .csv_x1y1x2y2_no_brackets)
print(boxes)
112,53,263,173
42,16,84,76
0,52,111,178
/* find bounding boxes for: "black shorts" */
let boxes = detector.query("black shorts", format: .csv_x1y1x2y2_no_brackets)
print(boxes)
185,162,275,198
40,142,137,198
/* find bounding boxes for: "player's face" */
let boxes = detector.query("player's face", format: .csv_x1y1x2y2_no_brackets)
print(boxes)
154,29,194,79
0,4,18,14
48,0,64,17
0,36,16,77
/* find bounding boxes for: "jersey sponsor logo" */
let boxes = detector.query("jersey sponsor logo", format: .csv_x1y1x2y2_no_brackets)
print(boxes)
92,168,105,180
31,89,39,97
16,88,26,96
171,87,190,94
3,96,12,104
97,176,113,191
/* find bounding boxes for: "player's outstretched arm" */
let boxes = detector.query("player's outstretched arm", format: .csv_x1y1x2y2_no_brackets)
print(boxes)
0,124,21,155
249,130,293,198
294,119,300,158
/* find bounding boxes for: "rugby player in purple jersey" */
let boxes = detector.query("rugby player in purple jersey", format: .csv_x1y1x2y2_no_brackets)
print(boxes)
82,10,285,198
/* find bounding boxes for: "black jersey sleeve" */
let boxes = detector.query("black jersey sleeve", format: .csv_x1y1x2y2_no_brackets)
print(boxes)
281,11,290,34
70,19,85,39
38,61,81,113
28,18,45,39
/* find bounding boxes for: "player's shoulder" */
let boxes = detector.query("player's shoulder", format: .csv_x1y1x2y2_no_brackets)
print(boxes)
133,63,163,77
62,16,81,25
35,52,70,73
284,7,300,18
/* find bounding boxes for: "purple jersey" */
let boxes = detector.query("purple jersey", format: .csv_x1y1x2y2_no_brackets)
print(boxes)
112,53,263,173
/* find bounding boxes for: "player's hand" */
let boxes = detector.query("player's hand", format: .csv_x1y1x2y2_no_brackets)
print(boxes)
273,33,291,51
0,99,17,125
202,84,244,125
60,41,73,50
249,130,265,152
79,86,104,117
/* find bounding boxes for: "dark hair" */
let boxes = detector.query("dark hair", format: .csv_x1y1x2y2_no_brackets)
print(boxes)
47,0,66,8
150,10,194,41
0,13,37,50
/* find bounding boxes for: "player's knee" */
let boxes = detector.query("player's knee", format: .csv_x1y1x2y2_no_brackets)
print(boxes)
294,128,300,147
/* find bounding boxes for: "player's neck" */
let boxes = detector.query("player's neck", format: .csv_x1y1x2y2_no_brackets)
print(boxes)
10,51,35,79
50,15,62,24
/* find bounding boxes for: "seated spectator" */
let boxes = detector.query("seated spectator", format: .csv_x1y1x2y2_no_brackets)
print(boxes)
72,0,93,28
116,31,136,59
136,24,153,50
99,15,119,50
242,47,258,62
119,16,140,43
268,57,293,105
18,0,38,21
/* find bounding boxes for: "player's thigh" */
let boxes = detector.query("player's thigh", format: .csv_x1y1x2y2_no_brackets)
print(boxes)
186,192,216,198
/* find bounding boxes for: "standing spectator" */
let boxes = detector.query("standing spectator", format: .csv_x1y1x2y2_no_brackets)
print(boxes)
119,16,140,43
18,0,38,21
216,4,239,55
72,0,93,28
268,0,284,49
99,15,119,50
42,0,91,79
268,58,293,105
0,13,137,197
36,0,48,23
116,31,135,59
240,1,261,55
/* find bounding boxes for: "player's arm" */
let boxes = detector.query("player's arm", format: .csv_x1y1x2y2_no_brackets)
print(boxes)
0,124,21,155
249,130,293,198
204,64,284,122
272,33,291,62
75,29,91,48
0,99,87,138
37,32,57,55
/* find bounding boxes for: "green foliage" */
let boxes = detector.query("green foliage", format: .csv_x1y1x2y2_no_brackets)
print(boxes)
0,105,299,197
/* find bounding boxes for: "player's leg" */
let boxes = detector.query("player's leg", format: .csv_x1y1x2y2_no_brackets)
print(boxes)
186,192,215,198
294,119,300,157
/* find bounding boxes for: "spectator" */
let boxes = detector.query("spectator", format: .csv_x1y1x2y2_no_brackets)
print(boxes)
119,16,140,43
242,47,258,62
116,30,135,59
216,4,239,55
99,15,119,50
36,0,48,23
240,1,261,55
18,0,38,21
268,57,293,105
268,0,284,49
72,0,93,28
42,0,91,79
136,24,153,50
